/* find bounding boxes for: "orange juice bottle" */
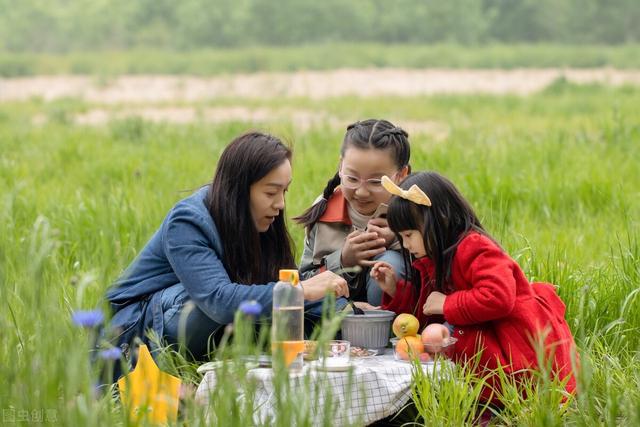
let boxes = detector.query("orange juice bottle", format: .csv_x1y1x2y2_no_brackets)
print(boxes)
271,269,304,371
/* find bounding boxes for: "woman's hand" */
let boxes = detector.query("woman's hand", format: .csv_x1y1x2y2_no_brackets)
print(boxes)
366,218,396,247
423,291,446,315
341,230,386,268
300,271,349,301
352,301,380,311
370,261,397,297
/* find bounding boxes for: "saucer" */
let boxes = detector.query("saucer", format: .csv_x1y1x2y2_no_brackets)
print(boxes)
240,354,272,368
313,361,354,372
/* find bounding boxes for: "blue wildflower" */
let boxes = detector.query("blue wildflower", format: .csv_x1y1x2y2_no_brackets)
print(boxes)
99,347,122,360
72,309,104,328
238,300,262,317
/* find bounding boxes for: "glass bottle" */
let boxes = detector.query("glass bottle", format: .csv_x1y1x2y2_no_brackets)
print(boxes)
271,269,304,371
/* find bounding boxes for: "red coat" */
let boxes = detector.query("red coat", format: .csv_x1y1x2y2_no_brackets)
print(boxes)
382,232,577,402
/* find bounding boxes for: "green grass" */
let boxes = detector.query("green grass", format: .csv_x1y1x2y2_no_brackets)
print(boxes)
3,43,640,77
1,84,639,425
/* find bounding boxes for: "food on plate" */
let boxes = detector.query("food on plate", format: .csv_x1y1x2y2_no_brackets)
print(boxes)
349,346,377,357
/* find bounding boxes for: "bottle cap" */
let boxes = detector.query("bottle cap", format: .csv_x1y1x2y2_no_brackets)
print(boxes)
278,269,300,286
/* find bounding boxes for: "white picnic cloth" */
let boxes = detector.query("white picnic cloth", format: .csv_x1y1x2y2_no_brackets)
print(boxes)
195,351,447,426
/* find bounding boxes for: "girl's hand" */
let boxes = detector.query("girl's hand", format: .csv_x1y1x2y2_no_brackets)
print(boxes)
370,261,397,297
341,230,386,268
423,291,446,315
301,271,349,301
366,218,396,247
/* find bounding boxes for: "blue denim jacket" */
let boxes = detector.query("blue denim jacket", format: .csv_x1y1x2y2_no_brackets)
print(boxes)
106,186,280,349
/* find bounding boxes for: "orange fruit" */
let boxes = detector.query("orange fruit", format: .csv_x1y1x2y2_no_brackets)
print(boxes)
395,336,424,360
392,313,420,338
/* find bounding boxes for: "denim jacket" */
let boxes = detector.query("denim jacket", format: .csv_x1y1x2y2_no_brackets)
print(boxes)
106,186,277,350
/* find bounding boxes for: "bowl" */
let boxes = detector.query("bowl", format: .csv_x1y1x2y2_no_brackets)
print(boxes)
340,309,395,352
390,336,458,363
423,337,458,357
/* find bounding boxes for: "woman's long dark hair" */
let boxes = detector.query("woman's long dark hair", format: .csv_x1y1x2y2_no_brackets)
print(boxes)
294,119,411,229
387,172,490,293
206,132,295,284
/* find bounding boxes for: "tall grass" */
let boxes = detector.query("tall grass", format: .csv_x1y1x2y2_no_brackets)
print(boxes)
2,43,640,77
1,85,638,425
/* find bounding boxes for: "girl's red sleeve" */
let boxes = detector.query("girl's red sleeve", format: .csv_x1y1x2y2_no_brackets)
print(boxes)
381,279,417,314
443,234,517,325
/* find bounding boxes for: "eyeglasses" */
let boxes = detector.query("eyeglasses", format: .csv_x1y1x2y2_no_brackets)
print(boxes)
339,171,399,193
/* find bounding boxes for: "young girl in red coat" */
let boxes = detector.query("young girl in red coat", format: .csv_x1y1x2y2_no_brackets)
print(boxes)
371,171,577,404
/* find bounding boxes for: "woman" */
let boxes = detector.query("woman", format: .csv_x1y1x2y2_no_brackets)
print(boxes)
106,132,349,366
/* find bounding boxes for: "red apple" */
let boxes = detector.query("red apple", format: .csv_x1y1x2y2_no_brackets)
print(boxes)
418,352,432,363
421,323,450,353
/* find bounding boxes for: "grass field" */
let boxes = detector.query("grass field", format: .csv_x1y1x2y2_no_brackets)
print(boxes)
1,82,639,425
3,43,640,77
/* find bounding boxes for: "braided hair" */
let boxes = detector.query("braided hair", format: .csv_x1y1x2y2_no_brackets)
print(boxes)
294,119,411,230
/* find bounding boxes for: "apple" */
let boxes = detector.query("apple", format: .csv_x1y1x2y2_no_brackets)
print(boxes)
421,323,450,353
419,352,432,363
392,313,420,338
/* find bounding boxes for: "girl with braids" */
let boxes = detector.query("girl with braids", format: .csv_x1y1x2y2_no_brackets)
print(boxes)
372,171,577,404
296,119,411,306
106,132,349,368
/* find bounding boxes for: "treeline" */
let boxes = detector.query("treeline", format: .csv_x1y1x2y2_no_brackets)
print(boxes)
0,0,638,52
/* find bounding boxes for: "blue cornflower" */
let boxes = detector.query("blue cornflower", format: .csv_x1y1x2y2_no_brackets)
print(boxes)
72,309,104,328
99,347,122,361
238,300,262,317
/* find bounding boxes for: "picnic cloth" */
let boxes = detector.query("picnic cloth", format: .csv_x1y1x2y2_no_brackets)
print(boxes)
195,350,448,426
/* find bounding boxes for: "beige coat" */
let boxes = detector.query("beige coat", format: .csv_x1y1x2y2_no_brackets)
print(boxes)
299,189,400,287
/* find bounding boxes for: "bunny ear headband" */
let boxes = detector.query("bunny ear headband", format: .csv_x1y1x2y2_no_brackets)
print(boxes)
381,176,432,206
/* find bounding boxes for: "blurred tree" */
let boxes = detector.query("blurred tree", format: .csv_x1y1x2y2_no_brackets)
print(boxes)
485,0,572,42
0,0,637,51
588,0,639,43
175,0,251,47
